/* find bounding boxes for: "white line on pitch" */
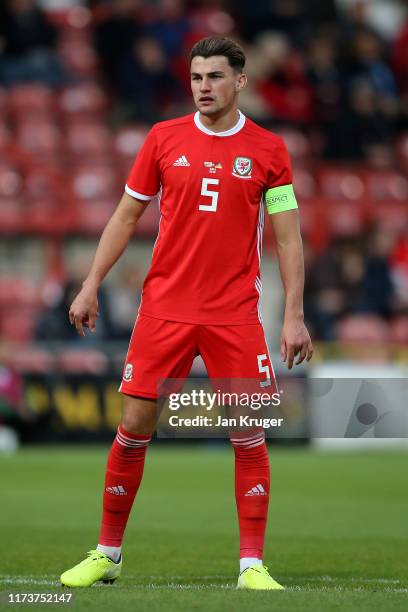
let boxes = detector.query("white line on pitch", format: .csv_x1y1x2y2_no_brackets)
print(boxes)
0,575,404,587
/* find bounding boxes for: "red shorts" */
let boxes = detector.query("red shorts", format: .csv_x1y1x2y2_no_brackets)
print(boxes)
119,313,276,399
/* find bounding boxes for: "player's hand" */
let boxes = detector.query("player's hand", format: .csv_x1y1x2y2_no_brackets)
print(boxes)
280,317,313,370
68,283,99,337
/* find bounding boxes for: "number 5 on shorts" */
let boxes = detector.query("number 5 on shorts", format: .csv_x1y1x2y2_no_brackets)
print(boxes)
258,353,271,388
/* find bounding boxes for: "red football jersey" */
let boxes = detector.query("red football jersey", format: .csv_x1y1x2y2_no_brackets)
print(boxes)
125,111,293,325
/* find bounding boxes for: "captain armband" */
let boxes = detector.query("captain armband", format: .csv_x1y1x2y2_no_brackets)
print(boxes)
264,184,298,215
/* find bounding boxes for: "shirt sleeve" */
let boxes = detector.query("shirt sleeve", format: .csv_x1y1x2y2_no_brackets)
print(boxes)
264,137,298,215
125,126,160,202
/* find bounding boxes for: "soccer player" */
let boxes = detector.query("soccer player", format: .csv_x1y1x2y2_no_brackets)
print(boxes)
61,36,313,590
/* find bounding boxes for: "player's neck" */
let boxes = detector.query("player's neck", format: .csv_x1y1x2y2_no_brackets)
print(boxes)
198,107,240,133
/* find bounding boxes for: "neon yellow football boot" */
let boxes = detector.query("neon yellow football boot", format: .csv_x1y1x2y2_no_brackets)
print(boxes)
237,565,285,590
60,550,122,587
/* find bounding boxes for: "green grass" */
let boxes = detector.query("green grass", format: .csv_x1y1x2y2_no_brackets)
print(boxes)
0,445,407,611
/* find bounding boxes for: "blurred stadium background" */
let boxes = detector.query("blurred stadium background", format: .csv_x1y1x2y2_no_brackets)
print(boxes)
0,0,407,445
0,0,407,607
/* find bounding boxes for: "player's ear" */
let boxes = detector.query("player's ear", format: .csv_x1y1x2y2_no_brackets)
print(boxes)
236,73,247,91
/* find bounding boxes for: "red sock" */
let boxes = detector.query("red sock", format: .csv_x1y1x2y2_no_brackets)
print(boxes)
98,425,151,547
230,430,270,559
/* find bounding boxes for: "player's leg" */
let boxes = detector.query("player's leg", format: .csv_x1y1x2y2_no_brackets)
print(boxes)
230,430,284,589
199,323,284,589
61,315,198,587
60,395,157,588
96,395,157,564
97,311,198,564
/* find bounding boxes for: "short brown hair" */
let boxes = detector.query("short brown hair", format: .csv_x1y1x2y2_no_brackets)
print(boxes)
190,37,246,73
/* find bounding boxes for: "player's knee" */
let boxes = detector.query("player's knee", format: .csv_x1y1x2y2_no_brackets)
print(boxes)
121,395,158,435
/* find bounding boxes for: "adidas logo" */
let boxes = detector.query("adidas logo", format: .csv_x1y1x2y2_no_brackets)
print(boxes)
244,483,267,496
106,485,127,496
173,155,190,166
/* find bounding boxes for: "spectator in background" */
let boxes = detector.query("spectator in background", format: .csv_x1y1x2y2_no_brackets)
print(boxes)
237,42,272,123
231,0,337,45
393,15,408,96
90,0,405,163
336,0,407,41
305,228,399,340
251,31,314,125
305,238,350,341
345,78,394,159
145,0,194,95
306,34,345,158
106,267,143,340
35,279,114,343
392,9,408,129
226,0,276,43
146,0,190,60
348,29,399,112
361,227,395,317
0,0,68,86
116,36,183,121
390,229,408,309
335,21,400,158
96,0,194,120
94,0,144,89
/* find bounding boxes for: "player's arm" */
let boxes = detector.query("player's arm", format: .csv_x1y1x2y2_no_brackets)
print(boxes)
69,192,147,337
266,187,313,369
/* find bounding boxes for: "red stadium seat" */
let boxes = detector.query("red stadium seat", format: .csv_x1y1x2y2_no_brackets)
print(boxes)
119,157,135,183
318,166,366,201
0,305,39,341
396,133,408,169
17,121,62,156
0,277,40,307
114,126,150,179
0,162,23,197
0,122,12,151
59,83,108,119
56,348,109,374
366,170,408,201
8,84,56,118
390,316,408,345
77,198,116,234
326,200,365,237
58,39,99,78
336,314,391,363
273,128,311,159
24,169,65,199
371,202,408,232
45,6,92,31
296,198,328,251
114,125,150,158
293,167,318,200
0,87,8,113
27,198,76,235
65,122,112,157
8,345,55,373
71,167,118,200
0,197,24,233
336,314,389,343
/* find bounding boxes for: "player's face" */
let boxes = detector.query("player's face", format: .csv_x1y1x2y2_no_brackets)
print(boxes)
190,56,246,116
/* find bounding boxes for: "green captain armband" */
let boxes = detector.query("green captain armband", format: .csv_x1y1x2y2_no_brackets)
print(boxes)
264,184,298,214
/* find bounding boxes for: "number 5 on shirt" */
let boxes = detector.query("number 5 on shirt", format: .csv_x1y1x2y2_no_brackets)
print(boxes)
199,178,219,212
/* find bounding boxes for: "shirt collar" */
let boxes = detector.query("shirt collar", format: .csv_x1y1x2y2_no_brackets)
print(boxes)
194,110,246,137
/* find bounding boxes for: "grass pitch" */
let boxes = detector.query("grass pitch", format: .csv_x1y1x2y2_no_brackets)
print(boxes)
0,444,407,611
